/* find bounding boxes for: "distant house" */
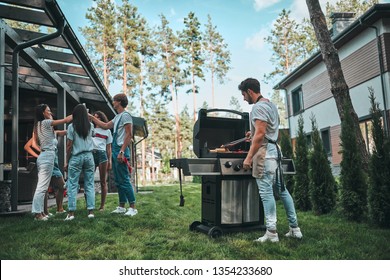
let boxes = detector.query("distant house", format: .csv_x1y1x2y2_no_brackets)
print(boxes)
274,4,390,174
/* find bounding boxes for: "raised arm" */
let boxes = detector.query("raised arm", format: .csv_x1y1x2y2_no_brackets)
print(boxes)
51,114,72,127
90,114,114,130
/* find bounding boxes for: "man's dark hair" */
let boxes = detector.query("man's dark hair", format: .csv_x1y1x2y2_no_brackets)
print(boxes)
113,93,128,108
238,78,261,93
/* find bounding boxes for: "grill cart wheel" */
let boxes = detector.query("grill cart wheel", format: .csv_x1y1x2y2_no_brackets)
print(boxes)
189,221,202,231
208,226,223,238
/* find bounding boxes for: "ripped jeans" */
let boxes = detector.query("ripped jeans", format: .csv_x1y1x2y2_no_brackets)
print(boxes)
256,159,298,231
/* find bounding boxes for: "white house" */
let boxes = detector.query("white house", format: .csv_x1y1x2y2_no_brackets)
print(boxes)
274,4,390,174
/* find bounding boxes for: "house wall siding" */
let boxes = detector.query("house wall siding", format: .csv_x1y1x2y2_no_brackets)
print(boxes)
289,38,381,115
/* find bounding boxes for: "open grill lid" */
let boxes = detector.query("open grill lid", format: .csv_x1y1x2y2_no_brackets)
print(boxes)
193,109,250,158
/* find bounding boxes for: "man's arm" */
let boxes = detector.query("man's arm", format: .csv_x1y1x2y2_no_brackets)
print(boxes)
243,119,267,169
117,123,132,163
90,114,114,130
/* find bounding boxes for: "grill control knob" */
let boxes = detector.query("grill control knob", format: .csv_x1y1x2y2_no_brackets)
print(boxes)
224,161,233,168
234,164,242,171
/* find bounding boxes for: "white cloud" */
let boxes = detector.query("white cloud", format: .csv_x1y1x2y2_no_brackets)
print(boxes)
289,0,340,21
245,27,269,51
253,0,281,11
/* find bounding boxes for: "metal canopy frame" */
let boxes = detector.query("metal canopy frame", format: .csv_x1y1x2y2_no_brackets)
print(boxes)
0,0,115,110
0,0,119,211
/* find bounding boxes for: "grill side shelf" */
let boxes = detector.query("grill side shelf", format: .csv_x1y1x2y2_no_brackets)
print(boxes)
170,158,220,176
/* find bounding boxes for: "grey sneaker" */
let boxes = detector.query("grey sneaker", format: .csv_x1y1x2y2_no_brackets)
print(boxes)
254,230,279,243
285,227,303,239
111,206,126,214
124,208,138,216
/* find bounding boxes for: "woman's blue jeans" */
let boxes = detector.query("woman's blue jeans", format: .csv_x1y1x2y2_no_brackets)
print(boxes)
32,150,55,214
256,159,298,231
67,152,95,211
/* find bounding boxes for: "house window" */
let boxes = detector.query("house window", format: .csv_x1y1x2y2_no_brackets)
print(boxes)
291,87,303,115
321,128,331,155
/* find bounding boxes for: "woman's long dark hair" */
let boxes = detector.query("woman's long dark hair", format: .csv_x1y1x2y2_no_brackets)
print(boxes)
72,104,90,139
33,104,48,144
92,110,108,127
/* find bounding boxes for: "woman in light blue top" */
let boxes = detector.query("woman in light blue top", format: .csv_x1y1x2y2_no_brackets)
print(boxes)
31,104,72,221
64,104,95,221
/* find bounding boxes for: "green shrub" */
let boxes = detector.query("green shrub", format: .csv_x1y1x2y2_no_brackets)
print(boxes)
309,114,336,215
293,115,311,211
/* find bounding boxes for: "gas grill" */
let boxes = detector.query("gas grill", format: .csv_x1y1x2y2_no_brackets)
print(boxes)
170,109,265,238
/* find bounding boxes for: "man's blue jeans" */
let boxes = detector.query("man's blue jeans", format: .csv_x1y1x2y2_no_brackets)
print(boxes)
256,159,298,231
112,145,135,205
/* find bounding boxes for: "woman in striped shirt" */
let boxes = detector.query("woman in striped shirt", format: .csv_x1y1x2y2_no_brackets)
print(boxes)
31,104,72,221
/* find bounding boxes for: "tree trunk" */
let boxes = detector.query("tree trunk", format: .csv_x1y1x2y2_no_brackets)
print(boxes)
139,62,146,186
306,0,369,170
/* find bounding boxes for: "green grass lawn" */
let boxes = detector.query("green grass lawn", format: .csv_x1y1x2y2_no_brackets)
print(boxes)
0,183,389,260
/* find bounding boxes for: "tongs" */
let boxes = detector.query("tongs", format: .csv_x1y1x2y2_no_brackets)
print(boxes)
221,137,249,148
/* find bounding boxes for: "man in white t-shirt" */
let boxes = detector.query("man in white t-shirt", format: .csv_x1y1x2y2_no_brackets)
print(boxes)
239,78,302,243
90,94,137,216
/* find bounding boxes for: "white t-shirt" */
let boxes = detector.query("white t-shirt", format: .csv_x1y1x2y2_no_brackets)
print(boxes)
250,100,279,159
92,127,113,151
112,112,133,146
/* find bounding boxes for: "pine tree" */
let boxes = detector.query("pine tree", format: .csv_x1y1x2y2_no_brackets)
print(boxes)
293,115,311,211
306,0,370,170
308,114,336,215
339,100,368,222
270,90,288,128
153,15,186,158
368,88,390,228
179,12,205,121
80,0,117,90
203,15,231,108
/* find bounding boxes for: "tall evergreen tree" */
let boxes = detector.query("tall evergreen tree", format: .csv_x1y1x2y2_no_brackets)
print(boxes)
306,0,370,170
339,100,367,222
308,114,336,215
280,130,294,194
264,9,303,82
179,105,193,158
153,14,186,158
144,95,175,175
270,90,288,128
179,12,205,121
203,15,231,108
229,96,242,111
294,115,311,211
80,0,117,90
368,88,390,228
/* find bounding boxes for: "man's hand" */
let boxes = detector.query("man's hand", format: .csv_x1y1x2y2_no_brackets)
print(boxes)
243,156,252,170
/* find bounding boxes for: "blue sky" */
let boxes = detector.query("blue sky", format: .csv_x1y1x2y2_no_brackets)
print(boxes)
56,0,389,115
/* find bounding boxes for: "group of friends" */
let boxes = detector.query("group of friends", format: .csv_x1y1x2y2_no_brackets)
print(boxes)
29,77,302,243
30,93,137,221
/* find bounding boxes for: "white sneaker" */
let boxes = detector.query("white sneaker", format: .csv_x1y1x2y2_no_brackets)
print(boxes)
285,227,303,239
64,215,75,221
111,206,126,214
124,208,138,216
88,214,95,219
254,230,279,243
